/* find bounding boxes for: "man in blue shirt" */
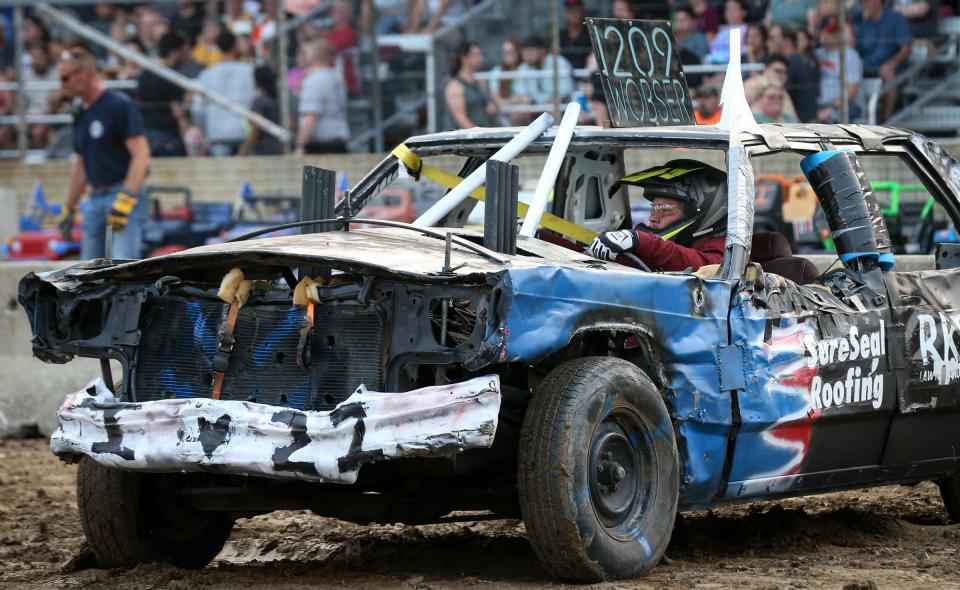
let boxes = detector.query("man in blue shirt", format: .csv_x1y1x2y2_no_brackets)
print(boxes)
853,0,912,121
56,47,151,260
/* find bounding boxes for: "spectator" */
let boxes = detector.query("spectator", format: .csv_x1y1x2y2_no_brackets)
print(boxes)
489,38,528,124
816,20,863,122
707,0,749,64
294,39,350,154
191,30,255,156
764,0,818,33
139,31,190,157
675,7,710,61
796,28,813,55
560,0,592,70
136,9,167,58
223,0,255,37
745,54,800,119
252,0,279,61
745,23,768,65
853,0,912,120
689,0,721,40
515,36,574,108
22,44,60,117
23,16,52,53
611,0,636,19
774,25,820,122
751,78,799,123
891,0,939,40
443,41,498,130
114,38,146,82
234,30,256,62
694,84,722,124
239,66,284,156
192,17,224,67
324,0,360,95
56,46,150,260
171,0,204,43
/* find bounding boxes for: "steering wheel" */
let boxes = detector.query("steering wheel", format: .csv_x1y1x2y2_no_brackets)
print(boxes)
621,252,652,272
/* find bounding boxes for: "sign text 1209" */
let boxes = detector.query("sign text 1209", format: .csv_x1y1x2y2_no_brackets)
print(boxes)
587,18,694,128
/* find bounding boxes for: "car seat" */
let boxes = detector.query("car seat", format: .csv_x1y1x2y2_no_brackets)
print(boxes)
751,231,820,284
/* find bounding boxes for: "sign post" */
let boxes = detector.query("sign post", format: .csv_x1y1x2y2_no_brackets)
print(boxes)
586,18,695,128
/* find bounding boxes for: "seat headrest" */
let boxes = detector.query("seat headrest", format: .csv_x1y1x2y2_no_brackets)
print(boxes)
752,231,792,261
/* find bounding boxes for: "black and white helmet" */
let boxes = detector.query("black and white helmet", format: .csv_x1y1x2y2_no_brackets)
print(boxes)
620,159,728,247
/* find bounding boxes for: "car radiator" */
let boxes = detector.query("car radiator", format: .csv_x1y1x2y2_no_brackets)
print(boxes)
132,295,384,411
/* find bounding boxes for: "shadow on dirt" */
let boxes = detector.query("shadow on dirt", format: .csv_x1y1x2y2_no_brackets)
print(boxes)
189,498,950,583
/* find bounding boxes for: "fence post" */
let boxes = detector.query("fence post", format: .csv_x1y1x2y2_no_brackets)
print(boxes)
14,6,26,158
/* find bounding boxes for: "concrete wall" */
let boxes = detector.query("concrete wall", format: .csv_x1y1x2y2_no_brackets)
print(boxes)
0,154,386,214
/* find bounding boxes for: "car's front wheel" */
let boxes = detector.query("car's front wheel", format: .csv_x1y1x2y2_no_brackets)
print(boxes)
518,357,679,582
77,457,234,569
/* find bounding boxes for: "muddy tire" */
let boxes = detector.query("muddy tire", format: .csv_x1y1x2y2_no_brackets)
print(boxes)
77,457,234,569
937,472,960,522
518,357,679,582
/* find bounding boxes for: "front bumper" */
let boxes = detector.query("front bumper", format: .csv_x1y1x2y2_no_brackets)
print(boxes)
51,375,501,483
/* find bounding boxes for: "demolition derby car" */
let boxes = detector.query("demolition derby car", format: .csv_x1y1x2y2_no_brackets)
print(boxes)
19,120,960,581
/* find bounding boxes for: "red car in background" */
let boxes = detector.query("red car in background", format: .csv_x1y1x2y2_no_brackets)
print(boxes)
359,188,417,223
6,228,82,261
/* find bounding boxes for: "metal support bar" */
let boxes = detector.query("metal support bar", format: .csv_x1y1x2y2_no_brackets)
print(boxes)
368,3,384,153
35,3,292,144
14,6,26,158
484,160,519,255
426,39,437,133
277,0,291,153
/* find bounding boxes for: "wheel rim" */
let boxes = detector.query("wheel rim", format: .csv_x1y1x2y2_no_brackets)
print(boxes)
588,406,655,539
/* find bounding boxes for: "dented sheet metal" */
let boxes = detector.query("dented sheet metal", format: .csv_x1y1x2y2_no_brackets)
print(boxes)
51,375,501,483
501,264,737,505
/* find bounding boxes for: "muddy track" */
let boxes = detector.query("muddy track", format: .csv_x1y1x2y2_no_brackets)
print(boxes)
2,438,959,589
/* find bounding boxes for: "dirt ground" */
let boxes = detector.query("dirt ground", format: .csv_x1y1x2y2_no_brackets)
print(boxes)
1,438,958,590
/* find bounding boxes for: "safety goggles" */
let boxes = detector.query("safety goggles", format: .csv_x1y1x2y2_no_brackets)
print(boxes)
649,203,683,214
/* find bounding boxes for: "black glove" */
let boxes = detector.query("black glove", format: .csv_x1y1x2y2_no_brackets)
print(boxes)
587,229,638,261
56,205,77,242
106,190,138,230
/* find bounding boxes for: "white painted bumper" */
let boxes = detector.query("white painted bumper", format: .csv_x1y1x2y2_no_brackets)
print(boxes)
50,375,501,483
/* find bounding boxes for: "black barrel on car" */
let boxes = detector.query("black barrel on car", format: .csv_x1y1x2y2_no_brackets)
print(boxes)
800,150,894,271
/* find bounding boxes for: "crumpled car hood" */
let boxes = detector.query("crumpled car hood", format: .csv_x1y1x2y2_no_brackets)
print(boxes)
49,228,611,284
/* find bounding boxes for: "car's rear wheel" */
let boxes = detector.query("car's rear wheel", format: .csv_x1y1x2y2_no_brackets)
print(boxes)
518,356,679,582
937,472,960,522
77,457,234,569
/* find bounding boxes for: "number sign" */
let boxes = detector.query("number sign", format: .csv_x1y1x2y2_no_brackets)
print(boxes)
587,18,695,128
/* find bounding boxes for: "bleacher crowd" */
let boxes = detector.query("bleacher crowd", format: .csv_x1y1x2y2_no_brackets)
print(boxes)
0,0,956,158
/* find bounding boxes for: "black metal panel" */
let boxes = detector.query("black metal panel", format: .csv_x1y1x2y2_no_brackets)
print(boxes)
133,296,384,411
300,166,337,235
483,160,518,255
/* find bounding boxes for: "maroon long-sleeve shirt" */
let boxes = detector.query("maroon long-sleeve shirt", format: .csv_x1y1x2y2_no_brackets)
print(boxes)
631,231,726,272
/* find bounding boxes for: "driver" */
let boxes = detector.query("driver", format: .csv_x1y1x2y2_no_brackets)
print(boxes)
587,160,728,272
